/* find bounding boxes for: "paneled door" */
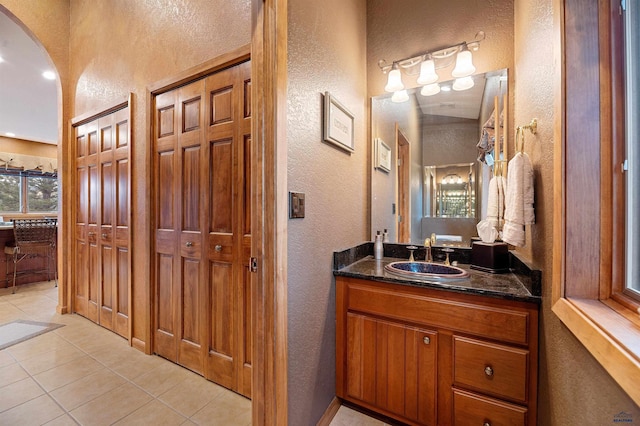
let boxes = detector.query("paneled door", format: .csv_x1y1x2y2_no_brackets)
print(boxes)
73,102,131,338
153,60,252,397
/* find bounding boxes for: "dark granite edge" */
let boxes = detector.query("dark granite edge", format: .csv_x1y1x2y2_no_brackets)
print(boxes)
333,242,543,301
334,264,541,304
509,251,542,296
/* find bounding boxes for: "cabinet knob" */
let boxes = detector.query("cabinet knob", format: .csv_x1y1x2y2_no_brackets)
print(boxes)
101,233,107,239
484,366,494,377
423,336,430,345
185,241,193,247
215,244,222,252
484,422,491,426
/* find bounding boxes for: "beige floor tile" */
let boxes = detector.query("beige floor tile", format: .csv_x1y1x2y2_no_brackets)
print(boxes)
19,343,85,375
42,414,78,426
70,382,153,426
0,377,45,412
113,399,187,426
158,373,226,417
34,354,104,391
7,331,72,361
0,394,65,426
0,349,16,367
132,360,194,397
0,362,29,387
329,406,387,426
109,351,167,380
190,390,251,426
50,368,125,411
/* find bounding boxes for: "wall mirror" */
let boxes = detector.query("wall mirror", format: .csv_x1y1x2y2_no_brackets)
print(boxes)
371,69,508,247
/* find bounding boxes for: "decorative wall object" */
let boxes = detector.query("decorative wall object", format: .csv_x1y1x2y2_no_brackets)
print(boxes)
374,138,391,172
323,92,355,152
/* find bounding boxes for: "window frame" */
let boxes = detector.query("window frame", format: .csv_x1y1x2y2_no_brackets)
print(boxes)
553,0,640,406
0,170,59,215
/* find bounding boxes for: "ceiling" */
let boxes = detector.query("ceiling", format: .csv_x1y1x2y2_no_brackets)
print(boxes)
0,11,58,145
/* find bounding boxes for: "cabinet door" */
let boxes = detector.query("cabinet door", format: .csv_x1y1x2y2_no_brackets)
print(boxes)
346,313,437,425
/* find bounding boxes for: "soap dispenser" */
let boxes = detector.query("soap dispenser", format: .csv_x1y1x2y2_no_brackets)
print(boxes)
382,229,389,243
374,231,383,260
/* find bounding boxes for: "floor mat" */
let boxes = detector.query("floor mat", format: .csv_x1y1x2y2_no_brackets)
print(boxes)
0,319,64,350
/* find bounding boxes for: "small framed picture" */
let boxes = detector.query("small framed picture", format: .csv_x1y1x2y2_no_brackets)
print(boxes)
323,92,355,152
374,138,391,172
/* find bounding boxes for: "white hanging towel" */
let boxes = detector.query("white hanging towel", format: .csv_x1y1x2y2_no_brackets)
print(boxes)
502,152,535,247
486,174,507,231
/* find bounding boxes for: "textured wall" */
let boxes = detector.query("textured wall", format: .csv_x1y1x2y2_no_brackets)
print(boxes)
514,0,640,423
0,137,58,158
367,0,514,97
68,0,250,345
287,0,368,424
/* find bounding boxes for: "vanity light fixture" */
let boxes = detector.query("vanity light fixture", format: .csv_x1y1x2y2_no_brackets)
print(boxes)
384,63,404,93
420,83,441,97
451,46,476,78
453,76,474,91
378,31,484,101
391,89,409,103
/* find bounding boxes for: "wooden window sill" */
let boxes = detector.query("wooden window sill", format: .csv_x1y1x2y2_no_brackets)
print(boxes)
552,297,640,405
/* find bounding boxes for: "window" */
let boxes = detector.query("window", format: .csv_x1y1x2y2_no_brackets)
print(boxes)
624,0,640,297
0,172,58,214
552,0,640,406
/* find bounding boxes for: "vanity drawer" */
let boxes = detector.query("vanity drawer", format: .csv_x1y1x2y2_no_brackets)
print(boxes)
453,336,529,403
453,388,527,426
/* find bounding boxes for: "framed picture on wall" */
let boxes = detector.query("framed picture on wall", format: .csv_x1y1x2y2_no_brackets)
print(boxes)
323,92,355,152
374,138,391,172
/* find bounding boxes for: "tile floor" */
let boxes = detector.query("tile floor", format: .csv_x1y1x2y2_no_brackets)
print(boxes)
0,281,385,426
0,281,251,426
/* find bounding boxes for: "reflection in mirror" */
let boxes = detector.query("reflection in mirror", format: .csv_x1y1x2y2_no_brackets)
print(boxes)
371,69,507,247
425,162,476,219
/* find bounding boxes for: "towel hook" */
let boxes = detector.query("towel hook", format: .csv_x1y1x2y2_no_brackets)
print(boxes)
515,118,538,154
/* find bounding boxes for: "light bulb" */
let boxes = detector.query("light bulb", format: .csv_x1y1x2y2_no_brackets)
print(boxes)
457,176,463,184
385,65,404,92
420,83,441,97
452,48,476,78
453,76,474,91
391,89,409,103
417,58,438,85
42,70,56,80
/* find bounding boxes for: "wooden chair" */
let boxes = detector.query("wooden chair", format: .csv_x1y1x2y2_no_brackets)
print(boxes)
4,218,57,294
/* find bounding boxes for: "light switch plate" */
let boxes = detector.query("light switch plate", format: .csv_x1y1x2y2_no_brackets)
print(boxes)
289,192,305,218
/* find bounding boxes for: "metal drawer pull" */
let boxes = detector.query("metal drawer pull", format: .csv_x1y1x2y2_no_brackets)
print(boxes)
215,245,222,252
423,336,430,345
484,422,491,426
185,241,193,247
102,233,107,239
484,366,494,377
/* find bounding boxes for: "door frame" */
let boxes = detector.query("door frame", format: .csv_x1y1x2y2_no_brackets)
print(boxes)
396,124,410,243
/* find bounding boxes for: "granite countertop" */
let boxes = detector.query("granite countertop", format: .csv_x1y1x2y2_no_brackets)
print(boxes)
333,243,541,304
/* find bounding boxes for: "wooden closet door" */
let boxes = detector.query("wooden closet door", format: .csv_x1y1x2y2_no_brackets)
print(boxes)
153,79,207,374
73,104,130,338
203,60,252,397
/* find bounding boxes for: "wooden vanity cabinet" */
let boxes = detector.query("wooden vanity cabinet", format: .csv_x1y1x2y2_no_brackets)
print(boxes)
336,276,539,426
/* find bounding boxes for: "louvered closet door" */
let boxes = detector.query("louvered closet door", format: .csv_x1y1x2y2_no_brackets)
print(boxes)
153,79,207,374
203,60,252,397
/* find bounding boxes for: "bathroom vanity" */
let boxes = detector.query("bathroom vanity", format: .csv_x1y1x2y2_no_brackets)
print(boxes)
334,244,540,426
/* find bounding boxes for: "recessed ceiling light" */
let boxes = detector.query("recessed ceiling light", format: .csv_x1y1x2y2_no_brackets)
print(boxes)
42,70,56,80
5,132,16,137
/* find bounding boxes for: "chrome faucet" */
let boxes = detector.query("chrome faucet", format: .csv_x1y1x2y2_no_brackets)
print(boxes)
424,238,433,262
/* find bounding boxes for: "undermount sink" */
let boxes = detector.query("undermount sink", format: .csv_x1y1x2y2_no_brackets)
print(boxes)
384,261,469,281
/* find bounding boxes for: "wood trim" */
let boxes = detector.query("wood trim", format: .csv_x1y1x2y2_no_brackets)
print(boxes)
70,97,130,126
251,0,288,424
552,298,640,404
316,397,342,426
126,92,134,347
147,44,251,95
